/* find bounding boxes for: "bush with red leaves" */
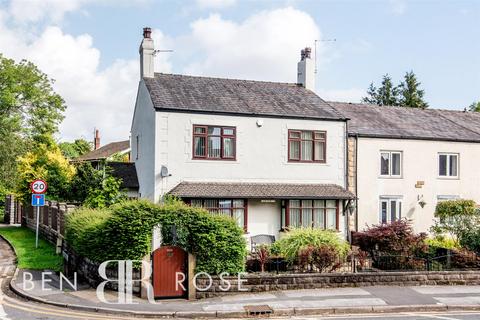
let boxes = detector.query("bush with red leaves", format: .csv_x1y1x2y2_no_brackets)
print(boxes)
297,245,338,272
352,220,428,267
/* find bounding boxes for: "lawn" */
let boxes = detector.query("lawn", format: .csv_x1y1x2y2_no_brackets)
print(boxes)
0,227,63,272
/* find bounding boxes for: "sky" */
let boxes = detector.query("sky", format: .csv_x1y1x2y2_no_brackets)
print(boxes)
0,0,479,144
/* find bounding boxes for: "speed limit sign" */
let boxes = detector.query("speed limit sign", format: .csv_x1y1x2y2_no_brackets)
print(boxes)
31,179,48,194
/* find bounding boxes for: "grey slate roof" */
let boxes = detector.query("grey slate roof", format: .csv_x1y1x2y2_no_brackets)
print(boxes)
76,140,130,161
330,102,480,142
108,162,139,189
169,182,355,199
144,73,346,121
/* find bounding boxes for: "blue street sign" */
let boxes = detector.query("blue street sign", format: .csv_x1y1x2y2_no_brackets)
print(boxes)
31,194,45,207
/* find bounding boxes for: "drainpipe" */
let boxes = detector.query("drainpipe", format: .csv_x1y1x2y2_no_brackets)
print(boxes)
344,120,350,242
355,134,359,232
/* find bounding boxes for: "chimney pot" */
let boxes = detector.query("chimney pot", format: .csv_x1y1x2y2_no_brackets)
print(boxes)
143,27,152,39
94,129,100,150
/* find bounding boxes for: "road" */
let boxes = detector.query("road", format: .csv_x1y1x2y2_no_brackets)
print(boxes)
2,234,480,319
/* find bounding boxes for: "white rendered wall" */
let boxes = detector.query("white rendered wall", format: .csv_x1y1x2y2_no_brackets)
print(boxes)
356,137,480,233
130,81,156,201
153,112,347,201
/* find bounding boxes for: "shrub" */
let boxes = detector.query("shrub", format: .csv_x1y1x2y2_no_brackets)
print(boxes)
253,245,270,273
297,245,339,272
271,228,350,264
431,199,480,245
352,219,428,258
65,199,247,274
65,207,112,261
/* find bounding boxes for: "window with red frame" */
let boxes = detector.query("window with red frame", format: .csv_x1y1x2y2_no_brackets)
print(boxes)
288,130,326,162
190,199,247,230
193,125,236,160
281,199,337,230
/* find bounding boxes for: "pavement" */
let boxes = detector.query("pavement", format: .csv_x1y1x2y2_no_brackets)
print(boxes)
3,227,480,319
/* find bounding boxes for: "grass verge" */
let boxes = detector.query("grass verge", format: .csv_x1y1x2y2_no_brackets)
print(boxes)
0,226,63,272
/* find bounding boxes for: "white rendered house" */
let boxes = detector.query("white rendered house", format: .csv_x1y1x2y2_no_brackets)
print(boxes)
332,102,480,233
130,28,355,243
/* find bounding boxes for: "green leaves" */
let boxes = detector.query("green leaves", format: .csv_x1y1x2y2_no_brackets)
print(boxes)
65,200,247,275
0,54,66,193
271,228,350,264
362,71,429,109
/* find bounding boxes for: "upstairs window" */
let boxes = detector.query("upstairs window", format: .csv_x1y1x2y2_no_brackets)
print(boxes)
193,125,236,160
288,130,326,163
380,151,402,177
439,153,458,178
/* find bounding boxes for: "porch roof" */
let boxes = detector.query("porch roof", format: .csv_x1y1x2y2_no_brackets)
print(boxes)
168,182,355,200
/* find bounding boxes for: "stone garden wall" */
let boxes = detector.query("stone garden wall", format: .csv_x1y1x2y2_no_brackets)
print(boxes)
195,270,480,299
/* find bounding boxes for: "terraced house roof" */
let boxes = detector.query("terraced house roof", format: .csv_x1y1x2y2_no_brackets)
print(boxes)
330,102,480,143
144,73,346,121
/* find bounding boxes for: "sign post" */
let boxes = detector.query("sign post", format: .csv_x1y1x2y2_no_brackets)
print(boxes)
31,180,47,249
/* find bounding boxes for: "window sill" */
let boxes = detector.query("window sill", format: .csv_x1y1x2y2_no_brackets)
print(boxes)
378,175,403,179
437,176,460,180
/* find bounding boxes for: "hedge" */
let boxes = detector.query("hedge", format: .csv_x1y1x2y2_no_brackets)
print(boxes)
65,199,247,274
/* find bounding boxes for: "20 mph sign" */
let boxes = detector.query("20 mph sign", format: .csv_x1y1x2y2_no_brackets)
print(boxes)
30,179,47,194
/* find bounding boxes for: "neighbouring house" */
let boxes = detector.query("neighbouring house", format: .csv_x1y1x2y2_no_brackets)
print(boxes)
74,130,139,198
332,102,480,233
76,130,131,164
131,28,355,244
108,162,140,199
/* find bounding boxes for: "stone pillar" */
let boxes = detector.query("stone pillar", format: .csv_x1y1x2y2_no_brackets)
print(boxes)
140,254,152,299
188,253,196,300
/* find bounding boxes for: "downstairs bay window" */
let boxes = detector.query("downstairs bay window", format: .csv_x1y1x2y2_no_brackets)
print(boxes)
190,199,247,230
281,199,338,230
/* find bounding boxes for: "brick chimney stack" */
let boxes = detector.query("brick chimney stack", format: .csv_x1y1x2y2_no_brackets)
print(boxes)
139,27,155,78
94,129,100,150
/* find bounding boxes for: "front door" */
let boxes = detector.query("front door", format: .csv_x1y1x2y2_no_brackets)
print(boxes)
152,246,187,298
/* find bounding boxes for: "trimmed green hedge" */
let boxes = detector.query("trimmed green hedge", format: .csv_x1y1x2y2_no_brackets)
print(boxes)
65,199,247,274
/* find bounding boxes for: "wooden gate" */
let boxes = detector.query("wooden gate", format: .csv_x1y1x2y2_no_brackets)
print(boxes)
152,246,187,298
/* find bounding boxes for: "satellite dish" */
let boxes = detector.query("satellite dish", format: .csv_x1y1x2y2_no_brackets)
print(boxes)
160,165,169,177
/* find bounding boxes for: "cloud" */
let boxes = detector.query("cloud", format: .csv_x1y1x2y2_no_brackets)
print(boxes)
389,0,407,15
7,0,88,23
0,12,141,143
318,88,365,103
180,7,322,83
196,0,236,9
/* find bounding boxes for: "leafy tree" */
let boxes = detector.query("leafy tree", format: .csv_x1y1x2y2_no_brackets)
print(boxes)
362,71,428,108
0,54,66,193
468,101,480,112
109,152,130,162
398,71,429,109
16,135,75,202
59,139,92,159
431,199,480,246
362,74,399,106
68,162,104,203
83,176,126,208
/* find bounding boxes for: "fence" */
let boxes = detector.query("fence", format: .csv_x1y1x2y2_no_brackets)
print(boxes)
3,195,22,225
3,195,75,253
246,251,480,275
